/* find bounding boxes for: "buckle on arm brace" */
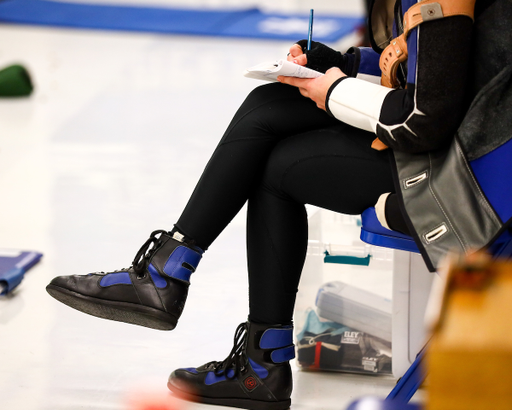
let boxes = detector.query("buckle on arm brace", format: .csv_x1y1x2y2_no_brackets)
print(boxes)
371,0,476,151
380,0,476,88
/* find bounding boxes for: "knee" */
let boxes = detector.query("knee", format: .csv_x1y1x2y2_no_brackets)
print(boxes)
260,141,296,196
244,82,288,104
222,83,296,143
239,82,299,116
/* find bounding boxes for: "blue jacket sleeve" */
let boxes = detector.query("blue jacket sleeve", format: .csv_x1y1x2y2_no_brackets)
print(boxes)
349,46,382,83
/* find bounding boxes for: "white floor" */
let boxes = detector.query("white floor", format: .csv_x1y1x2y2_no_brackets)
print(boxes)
0,7,411,409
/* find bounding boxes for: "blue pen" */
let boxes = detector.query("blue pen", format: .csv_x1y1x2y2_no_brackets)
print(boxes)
307,9,314,51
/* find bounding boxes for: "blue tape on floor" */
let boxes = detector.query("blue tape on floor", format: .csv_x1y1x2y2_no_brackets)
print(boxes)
0,0,364,42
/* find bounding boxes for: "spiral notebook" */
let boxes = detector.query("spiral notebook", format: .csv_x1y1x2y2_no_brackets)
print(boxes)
244,60,323,82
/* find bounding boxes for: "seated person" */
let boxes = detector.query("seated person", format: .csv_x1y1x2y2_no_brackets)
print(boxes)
46,0,510,408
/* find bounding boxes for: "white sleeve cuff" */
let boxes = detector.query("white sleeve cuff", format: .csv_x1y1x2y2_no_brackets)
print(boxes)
327,77,393,133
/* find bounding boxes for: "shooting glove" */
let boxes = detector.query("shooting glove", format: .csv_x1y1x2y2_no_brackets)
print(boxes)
296,39,350,74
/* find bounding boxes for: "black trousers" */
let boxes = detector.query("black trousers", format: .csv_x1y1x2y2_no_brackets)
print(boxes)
175,83,394,325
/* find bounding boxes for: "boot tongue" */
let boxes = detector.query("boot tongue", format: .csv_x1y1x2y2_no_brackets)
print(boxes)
212,322,249,379
132,230,169,274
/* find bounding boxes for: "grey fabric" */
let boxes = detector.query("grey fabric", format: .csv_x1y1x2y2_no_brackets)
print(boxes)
391,0,512,269
470,0,512,99
458,65,512,161
458,0,512,161
395,139,503,270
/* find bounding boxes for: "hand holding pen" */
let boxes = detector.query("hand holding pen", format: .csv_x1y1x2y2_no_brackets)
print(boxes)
280,9,347,111
286,9,314,67
286,9,349,74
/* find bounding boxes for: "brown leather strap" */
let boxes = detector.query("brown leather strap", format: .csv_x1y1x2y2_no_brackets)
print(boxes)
374,0,476,151
371,137,389,151
380,34,408,89
379,0,476,90
403,0,476,37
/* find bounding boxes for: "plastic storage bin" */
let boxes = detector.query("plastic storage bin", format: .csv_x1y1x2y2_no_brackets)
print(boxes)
296,309,392,375
295,208,435,378
316,281,392,343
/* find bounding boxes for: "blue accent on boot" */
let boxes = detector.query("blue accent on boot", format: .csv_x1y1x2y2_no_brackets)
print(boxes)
147,263,167,289
204,368,235,385
248,358,269,379
99,271,132,287
162,246,202,283
181,367,198,374
259,327,293,349
271,346,296,363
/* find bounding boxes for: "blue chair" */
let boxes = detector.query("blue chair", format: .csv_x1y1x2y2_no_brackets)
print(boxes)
356,206,512,408
359,207,427,404
360,208,420,254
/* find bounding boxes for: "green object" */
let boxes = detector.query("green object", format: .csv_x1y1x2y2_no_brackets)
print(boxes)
323,251,371,266
0,64,33,97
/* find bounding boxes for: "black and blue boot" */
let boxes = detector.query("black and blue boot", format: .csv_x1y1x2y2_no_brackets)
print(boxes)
46,230,203,330
168,321,295,410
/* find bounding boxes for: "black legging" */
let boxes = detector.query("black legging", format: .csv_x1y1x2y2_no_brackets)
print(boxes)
175,82,394,325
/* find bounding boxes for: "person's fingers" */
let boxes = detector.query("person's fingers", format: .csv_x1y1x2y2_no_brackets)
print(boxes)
277,75,293,85
292,54,308,66
289,44,303,57
277,75,310,88
277,76,311,99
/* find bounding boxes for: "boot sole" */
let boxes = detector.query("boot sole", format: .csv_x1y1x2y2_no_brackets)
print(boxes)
167,380,291,410
46,284,177,330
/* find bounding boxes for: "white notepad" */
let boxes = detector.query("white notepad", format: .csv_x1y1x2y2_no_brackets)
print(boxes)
244,59,323,82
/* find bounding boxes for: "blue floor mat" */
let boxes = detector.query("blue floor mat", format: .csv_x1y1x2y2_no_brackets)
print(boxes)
0,249,43,295
0,0,364,42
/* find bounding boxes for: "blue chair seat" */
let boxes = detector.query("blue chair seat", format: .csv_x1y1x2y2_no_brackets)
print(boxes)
360,207,420,253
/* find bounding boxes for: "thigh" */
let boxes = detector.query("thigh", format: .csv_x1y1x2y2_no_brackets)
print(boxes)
220,82,340,145
261,123,395,215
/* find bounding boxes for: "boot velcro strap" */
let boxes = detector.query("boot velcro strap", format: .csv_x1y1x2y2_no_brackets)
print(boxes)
259,327,295,363
271,346,296,363
259,327,293,349
162,246,202,282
